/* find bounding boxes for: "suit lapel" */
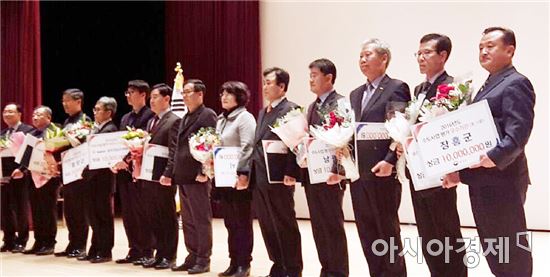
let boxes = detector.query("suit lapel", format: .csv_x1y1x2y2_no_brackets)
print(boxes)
474,67,516,102
361,75,389,120
254,98,286,145
179,106,203,136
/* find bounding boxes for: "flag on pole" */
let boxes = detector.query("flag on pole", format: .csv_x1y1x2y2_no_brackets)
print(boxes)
171,62,187,118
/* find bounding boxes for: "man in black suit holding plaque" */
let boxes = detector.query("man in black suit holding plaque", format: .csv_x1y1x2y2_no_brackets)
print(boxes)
249,67,303,277
449,27,535,277
0,103,33,253
408,34,466,277
303,59,349,277
140,84,180,270
165,79,217,274
79,97,119,263
348,39,410,277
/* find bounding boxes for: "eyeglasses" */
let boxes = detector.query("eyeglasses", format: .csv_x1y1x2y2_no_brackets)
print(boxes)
93,107,105,112
182,89,195,95
414,49,437,58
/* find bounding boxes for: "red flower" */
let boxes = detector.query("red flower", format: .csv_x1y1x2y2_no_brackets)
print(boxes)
436,84,453,99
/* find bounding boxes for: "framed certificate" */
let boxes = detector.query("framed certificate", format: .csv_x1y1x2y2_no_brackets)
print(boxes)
262,140,288,184
61,143,89,185
88,131,128,170
305,138,337,184
138,143,169,182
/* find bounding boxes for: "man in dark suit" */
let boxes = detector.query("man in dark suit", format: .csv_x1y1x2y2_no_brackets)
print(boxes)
303,58,349,277
77,97,119,263
0,103,33,253
55,88,91,258
407,34,467,277
448,27,534,277
114,80,155,265
250,67,303,277
18,106,61,256
140,84,180,270
165,79,217,274
349,39,409,277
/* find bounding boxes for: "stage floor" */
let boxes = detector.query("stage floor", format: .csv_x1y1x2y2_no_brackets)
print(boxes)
1,218,549,276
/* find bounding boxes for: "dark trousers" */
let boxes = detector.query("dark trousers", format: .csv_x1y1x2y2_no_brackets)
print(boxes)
410,186,467,277
85,170,114,257
253,184,302,277
0,176,30,246
220,189,253,267
304,183,348,277
29,177,60,248
142,181,178,260
117,173,153,258
179,182,213,266
62,179,89,251
350,178,406,277
469,182,532,277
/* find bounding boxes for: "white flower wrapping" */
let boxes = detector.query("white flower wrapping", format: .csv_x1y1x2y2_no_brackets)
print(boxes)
188,128,221,179
384,94,426,186
309,99,359,182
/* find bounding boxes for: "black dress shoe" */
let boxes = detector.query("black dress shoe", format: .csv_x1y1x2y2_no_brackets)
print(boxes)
115,255,137,264
142,257,159,268
90,255,112,263
35,246,55,256
154,258,174,270
0,243,15,252
11,244,26,253
67,249,86,258
171,261,195,272
233,266,251,277
188,264,210,274
219,265,237,276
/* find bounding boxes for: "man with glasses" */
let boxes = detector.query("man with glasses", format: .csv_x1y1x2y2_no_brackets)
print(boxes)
113,80,155,265
409,34,466,277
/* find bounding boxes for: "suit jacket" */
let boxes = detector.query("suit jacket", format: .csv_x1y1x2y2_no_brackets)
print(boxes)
146,111,181,179
120,106,155,131
63,111,91,129
1,122,34,136
167,105,217,185
249,98,301,189
414,71,453,100
302,91,346,185
460,66,534,187
216,107,256,174
350,75,410,180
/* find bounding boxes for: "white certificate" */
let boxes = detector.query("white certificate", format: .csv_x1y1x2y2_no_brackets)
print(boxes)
138,143,169,182
14,134,39,166
262,140,288,184
27,141,48,174
355,122,390,141
412,100,500,178
213,146,241,187
61,143,89,184
88,131,129,170
305,138,337,184
403,137,442,191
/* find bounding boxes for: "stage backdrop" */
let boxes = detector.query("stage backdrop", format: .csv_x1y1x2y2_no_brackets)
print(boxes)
261,1,550,230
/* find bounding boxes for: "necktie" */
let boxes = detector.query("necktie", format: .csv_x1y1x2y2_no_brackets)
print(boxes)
150,116,159,132
361,83,375,114
420,81,431,94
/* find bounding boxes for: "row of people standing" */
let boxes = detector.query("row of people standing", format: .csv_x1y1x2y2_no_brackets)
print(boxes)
1,26,534,277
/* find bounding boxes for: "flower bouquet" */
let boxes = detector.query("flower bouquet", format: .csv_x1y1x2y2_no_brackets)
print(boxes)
385,95,426,186
309,99,359,182
45,125,71,153
188,127,221,179
64,117,93,147
419,79,473,122
121,127,149,179
270,107,309,167
0,131,25,154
